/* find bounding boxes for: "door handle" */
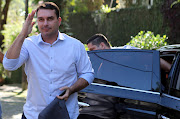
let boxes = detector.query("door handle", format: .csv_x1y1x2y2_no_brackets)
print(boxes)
158,114,170,119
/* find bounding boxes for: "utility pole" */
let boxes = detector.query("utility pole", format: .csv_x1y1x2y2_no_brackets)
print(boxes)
25,0,29,19
110,0,113,8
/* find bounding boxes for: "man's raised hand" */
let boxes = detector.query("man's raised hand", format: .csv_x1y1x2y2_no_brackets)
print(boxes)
21,10,36,37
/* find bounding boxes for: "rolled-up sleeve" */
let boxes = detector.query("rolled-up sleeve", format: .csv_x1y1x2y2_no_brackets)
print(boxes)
3,54,20,71
3,41,28,71
79,72,94,84
76,43,94,84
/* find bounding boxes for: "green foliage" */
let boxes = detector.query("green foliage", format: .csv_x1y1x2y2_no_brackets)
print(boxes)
2,21,22,52
1,0,38,84
69,6,168,45
84,44,89,51
2,0,38,52
72,0,89,13
127,31,168,50
71,0,104,13
101,4,111,13
171,0,180,8
91,4,112,28
2,0,24,52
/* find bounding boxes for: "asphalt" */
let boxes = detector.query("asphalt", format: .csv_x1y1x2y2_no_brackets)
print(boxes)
0,84,26,119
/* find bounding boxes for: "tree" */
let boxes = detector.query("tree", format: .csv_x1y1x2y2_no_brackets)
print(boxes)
21,0,29,91
162,0,180,44
73,0,104,13
171,0,180,7
2,0,37,89
0,0,12,49
0,0,11,86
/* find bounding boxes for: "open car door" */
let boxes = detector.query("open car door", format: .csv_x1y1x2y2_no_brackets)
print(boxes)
80,49,162,118
80,49,180,118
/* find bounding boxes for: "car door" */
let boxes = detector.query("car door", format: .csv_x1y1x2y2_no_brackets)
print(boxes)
80,49,162,119
158,52,180,119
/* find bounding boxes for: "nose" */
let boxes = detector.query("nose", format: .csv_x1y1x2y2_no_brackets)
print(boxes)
44,20,48,26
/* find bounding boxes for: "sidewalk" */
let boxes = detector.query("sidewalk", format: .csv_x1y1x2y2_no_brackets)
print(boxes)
0,84,27,119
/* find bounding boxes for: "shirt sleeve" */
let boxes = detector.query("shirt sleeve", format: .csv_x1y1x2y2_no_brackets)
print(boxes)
3,41,29,71
75,42,94,84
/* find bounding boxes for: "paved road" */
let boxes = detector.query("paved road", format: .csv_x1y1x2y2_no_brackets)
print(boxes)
0,84,26,119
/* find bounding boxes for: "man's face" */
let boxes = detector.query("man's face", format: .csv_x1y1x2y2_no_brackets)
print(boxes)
37,9,61,37
87,42,103,51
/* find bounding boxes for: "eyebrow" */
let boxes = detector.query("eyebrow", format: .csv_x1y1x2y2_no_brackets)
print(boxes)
37,16,54,19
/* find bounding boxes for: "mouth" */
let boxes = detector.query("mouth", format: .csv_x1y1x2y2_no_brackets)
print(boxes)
42,27,51,32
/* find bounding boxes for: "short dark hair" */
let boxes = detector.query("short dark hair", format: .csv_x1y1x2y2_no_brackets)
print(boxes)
36,2,60,18
87,34,110,47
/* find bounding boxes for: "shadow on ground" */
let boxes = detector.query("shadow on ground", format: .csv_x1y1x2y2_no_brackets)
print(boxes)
0,84,26,119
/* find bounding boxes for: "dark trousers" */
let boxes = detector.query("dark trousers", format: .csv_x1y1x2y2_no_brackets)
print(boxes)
21,113,27,119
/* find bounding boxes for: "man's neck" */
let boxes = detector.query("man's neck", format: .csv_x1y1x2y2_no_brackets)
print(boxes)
41,33,59,44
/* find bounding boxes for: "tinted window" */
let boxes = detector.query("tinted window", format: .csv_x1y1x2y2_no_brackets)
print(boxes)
88,49,160,91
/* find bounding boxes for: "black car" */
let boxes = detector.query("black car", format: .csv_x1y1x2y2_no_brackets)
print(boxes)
78,48,180,119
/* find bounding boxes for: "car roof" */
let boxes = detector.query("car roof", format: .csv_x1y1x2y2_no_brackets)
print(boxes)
157,44,180,52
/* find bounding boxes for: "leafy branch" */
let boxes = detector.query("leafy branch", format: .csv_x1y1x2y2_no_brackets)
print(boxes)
171,0,180,8
127,31,167,50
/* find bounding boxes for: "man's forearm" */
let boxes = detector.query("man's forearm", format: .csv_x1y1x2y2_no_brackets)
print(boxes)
6,33,26,59
160,58,171,72
69,78,89,95
57,78,90,100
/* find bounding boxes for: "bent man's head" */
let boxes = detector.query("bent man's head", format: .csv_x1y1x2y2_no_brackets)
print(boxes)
87,34,111,51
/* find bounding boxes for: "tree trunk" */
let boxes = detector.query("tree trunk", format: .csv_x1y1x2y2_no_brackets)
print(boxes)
0,0,11,86
0,0,2,30
0,0,11,30
0,0,11,47
21,0,29,91
22,65,27,91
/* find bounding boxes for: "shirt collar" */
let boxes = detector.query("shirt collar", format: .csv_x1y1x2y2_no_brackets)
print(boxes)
38,31,65,44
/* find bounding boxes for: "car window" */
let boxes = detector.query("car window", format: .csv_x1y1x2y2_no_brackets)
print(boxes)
167,52,180,97
174,55,180,91
176,72,180,90
88,49,160,91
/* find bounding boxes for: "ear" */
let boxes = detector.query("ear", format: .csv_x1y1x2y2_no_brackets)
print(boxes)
58,17,62,26
100,42,106,49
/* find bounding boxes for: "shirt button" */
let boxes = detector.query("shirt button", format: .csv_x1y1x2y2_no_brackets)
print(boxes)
51,70,53,72
50,82,52,84
50,94,52,96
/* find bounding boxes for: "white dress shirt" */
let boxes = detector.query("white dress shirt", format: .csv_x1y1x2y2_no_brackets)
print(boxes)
3,32,94,119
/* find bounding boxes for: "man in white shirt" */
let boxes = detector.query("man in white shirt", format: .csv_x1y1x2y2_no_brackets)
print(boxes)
3,2,94,119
